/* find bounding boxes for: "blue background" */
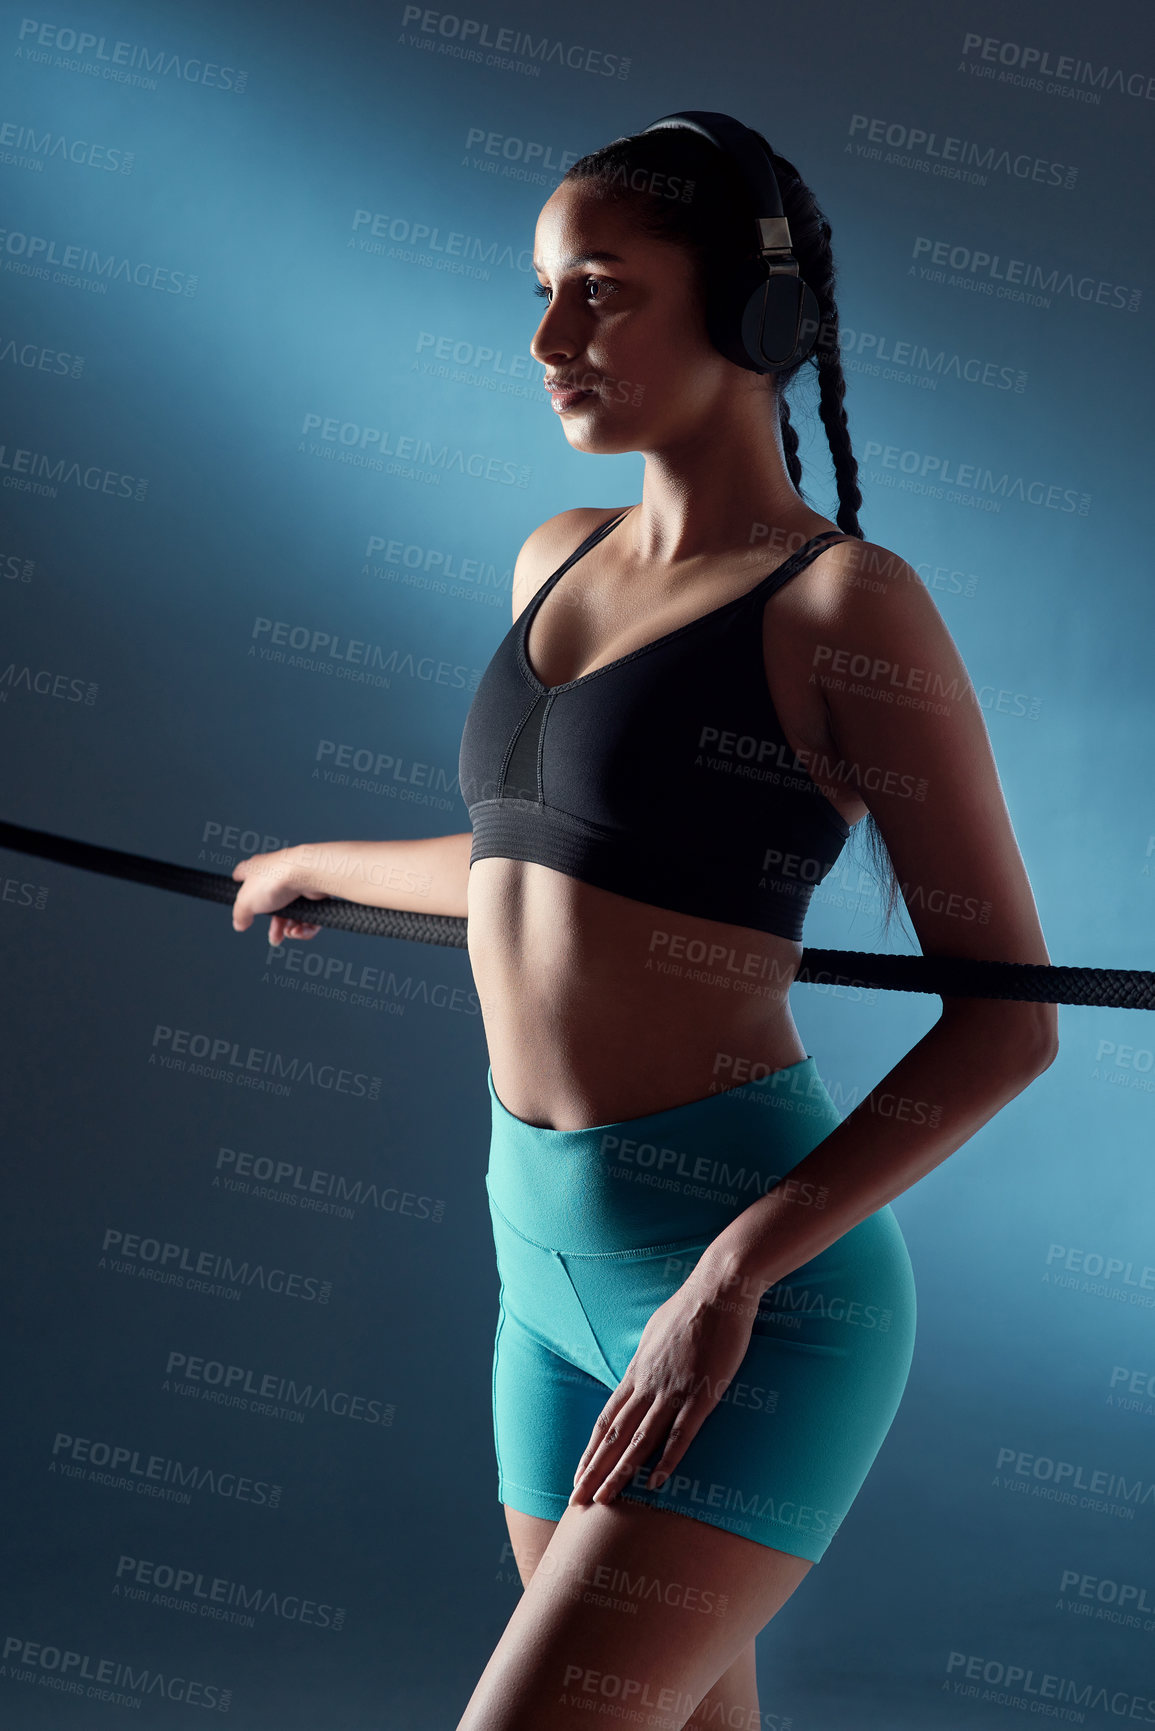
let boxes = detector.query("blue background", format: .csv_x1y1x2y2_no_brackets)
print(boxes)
1,0,1153,1724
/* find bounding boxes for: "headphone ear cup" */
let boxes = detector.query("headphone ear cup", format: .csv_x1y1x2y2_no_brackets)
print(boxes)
704,257,768,373
741,274,818,371
796,278,820,365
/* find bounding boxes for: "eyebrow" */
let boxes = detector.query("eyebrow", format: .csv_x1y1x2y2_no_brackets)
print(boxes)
531,250,626,274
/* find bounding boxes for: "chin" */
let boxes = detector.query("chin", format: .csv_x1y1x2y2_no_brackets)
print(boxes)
561,416,642,457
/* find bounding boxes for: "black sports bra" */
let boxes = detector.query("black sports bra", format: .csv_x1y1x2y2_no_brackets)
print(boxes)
457,509,854,942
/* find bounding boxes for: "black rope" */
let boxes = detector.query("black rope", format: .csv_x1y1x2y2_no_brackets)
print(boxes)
1,819,1152,1008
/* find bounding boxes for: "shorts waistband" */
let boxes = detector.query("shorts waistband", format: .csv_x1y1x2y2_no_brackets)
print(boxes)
485,1057,843,1255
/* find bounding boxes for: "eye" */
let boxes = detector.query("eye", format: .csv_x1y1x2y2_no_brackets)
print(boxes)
532,277,617,306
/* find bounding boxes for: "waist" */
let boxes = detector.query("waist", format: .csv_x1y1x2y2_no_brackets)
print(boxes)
485,1056,844,1255
468,799,836,943
468,858,813,1120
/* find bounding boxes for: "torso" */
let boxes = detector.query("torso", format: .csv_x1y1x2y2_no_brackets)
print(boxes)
467,504,872,1130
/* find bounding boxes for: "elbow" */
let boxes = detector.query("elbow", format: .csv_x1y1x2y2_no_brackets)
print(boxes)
1039,1019,1061,1074
940,997,1059,1077
1022,1002,1060,1077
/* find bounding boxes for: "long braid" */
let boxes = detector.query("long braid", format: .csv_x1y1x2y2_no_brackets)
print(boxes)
770,156,865,539
778,395,803,491
764,148,895,925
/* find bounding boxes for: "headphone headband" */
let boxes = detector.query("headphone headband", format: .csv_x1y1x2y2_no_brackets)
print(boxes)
640,110,788,246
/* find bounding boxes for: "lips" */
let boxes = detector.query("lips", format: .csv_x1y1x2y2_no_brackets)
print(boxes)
546,381,596,411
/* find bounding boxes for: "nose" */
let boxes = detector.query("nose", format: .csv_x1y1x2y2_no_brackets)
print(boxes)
530,299,580,367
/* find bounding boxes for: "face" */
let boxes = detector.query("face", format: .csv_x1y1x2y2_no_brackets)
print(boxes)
530,179,754,454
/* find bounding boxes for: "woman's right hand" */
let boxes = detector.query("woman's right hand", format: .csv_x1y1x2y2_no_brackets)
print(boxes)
231,847,326,947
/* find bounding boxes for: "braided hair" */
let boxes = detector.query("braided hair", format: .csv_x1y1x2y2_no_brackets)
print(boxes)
560,125,904,934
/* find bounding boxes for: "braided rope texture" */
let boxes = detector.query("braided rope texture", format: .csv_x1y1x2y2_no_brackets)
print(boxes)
1,821,1151,1007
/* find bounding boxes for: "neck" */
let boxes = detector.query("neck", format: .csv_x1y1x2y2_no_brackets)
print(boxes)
626,395,832,567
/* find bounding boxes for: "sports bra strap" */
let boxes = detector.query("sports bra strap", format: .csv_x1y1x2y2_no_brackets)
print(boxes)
542,514,850,617
743,529,852,606
546,508,633,585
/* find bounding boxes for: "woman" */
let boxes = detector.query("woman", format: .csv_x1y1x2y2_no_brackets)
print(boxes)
232,119,1058,1731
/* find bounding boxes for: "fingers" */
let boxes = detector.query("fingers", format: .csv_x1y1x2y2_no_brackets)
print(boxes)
570,1382,632,1487
228,849,323,941
644,1405,696,1491
265,916,320,947
570,1391,676,1506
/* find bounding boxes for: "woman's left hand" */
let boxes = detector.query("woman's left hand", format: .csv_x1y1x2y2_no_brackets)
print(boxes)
569,1264,758,1506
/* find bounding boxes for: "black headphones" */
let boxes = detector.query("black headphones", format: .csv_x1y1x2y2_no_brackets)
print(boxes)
638,109,819,375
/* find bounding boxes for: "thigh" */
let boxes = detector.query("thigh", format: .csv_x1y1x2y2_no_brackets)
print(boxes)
503,1506,556,1588
501,1505,761,1717
461,1499,811,1730
559,1208,916,1560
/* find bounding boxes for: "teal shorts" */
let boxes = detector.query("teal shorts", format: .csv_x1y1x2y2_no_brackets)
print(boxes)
485,1056,916,1564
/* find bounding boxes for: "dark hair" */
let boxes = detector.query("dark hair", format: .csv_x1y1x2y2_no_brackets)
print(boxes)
561,125,904,936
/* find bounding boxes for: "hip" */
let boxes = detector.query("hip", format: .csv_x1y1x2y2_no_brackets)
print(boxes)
485,1054,916,1379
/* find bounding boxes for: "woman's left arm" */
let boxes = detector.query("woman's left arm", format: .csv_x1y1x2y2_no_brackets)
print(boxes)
696,542,1060,1300
571,544,1060,1504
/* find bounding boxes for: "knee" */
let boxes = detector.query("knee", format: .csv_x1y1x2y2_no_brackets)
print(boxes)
685,1640,759,1729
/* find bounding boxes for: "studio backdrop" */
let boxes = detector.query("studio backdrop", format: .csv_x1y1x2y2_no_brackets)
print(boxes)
1,0,1153,1726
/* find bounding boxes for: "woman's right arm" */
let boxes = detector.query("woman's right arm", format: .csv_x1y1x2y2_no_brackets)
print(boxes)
231,832,472,946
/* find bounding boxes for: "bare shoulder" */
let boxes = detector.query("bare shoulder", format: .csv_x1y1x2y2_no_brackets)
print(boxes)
511,506,633,623
808,535,966,666
779,533,950,663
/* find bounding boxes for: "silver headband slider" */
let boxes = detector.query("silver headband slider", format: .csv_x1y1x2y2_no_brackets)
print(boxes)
756,216,792,254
